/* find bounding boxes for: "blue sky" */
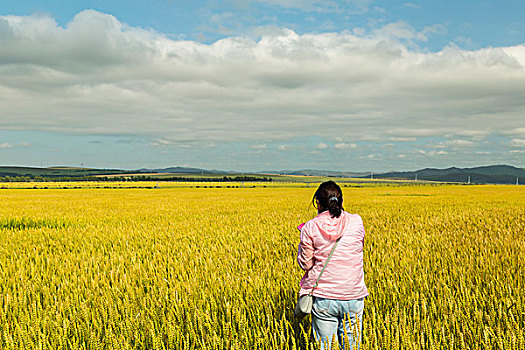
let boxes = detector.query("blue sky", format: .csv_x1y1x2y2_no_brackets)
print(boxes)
1,0,524,171
3,0,524,49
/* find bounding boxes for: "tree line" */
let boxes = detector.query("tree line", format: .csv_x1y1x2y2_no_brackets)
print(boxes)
0,175,273,182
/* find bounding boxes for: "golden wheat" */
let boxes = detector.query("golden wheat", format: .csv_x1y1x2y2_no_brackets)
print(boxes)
0,185,523,349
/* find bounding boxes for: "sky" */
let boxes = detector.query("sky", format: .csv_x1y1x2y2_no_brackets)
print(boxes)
0,0,524,172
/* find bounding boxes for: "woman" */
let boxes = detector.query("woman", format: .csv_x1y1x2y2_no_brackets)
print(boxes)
297,181,368,349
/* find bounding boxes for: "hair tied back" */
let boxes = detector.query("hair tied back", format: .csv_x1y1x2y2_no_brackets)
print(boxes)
312,181,343,218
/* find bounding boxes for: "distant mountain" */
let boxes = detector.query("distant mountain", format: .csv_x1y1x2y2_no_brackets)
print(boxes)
0,166,124,178
0,165,235,178
365,165,525,184
136,166,231,174
268,169,370,177
1,164,523,183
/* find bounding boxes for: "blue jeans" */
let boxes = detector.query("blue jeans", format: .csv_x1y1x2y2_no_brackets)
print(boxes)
312,297,364,350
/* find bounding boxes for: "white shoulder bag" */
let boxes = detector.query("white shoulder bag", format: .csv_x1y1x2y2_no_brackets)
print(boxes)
294,236,342,318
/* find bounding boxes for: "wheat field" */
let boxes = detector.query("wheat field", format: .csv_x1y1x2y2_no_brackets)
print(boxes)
0,184,523,349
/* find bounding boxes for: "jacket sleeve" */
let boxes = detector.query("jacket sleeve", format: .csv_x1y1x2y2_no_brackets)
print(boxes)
357,214,365,244
297,224,315,271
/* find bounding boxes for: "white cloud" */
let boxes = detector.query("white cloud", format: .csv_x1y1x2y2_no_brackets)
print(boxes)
454,130,489,139
373,21,418,41
388,129,449,137
445,140,475,147
316,142,328,149
502,128,525,136
250,0,372,13
356,135,381,141
419,150,448,156
151,139,174,146
372,21,445,43
250,144,267,149
149,138,194,148
510,139,525,147
357,153,382,160
0,142,30,149
334,143,357,149
390,137,416,142
0,10,524,152
403,3,421,9
430,139,475,148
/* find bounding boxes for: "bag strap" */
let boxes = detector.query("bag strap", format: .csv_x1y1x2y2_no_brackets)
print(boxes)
309,236,342,294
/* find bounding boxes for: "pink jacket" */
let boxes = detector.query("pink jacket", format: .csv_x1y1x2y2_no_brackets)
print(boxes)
297,210,368,300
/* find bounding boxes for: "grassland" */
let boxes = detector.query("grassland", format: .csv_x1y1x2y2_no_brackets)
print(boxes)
0,185,523,349
0,177,439,190
0,166,438,185
0,166,124,178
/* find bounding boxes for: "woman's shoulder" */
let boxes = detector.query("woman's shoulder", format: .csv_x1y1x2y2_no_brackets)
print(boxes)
342,211,363,222
301,214,324,233
305,211,362,223
303,211,363,231
303,216,318,229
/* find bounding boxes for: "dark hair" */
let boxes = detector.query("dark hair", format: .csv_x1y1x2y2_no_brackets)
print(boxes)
312,180,343,218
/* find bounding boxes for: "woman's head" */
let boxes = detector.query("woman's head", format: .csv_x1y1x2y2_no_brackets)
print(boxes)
313,180,343,218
